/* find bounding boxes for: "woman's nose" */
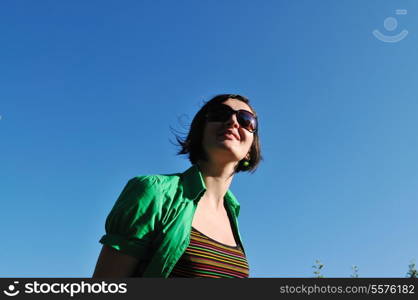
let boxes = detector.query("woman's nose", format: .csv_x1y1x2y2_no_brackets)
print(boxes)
225,113,240,128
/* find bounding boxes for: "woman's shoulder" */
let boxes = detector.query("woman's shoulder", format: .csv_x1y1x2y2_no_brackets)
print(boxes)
128,171,183,192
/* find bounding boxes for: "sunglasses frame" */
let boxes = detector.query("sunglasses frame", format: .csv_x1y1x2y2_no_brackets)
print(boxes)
206,104,258,133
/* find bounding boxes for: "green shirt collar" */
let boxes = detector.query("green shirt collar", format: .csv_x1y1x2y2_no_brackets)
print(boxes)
181,164,241,216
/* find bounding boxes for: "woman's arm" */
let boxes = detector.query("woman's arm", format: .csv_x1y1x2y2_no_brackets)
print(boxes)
92,245,140,278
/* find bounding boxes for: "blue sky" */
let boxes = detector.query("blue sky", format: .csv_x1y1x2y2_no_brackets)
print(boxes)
1,0,417,278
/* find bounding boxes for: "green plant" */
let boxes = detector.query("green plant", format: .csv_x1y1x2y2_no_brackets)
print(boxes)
407,260,417,278
350,265,359,278
312,260,324,278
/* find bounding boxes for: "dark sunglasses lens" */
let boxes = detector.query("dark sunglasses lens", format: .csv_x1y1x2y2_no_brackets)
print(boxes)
207,105,233,122
238,111,257,132
207,105,257,132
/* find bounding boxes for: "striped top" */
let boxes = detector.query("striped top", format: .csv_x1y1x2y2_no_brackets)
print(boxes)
168,226,249,278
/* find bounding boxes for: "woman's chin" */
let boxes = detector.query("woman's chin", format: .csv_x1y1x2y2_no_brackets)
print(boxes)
209,147,240,162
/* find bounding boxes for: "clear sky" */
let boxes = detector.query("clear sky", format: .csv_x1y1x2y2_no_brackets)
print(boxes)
1,0,417,278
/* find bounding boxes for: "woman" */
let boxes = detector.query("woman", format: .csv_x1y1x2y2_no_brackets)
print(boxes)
92,94,262,278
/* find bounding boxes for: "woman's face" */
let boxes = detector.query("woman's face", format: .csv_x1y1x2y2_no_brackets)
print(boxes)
201,98,255,165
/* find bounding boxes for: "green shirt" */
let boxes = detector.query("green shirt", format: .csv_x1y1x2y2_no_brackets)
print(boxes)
99,164,246,277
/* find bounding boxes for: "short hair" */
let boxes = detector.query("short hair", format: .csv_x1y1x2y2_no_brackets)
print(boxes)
173,94,262,173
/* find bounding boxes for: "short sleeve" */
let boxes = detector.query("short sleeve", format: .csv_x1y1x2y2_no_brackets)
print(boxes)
99,176,160,260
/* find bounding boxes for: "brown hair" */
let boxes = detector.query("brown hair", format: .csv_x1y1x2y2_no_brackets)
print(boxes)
172,94,262,173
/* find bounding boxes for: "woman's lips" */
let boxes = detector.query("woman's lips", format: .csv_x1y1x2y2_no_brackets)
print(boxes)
218,131,239,141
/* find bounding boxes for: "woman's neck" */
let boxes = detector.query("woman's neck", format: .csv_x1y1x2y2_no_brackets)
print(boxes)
196,160,236,211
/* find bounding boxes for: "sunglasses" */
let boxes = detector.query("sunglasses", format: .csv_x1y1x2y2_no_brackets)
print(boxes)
206,104,258,133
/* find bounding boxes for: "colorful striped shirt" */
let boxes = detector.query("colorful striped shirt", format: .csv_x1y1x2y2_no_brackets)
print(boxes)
168,226,249,278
